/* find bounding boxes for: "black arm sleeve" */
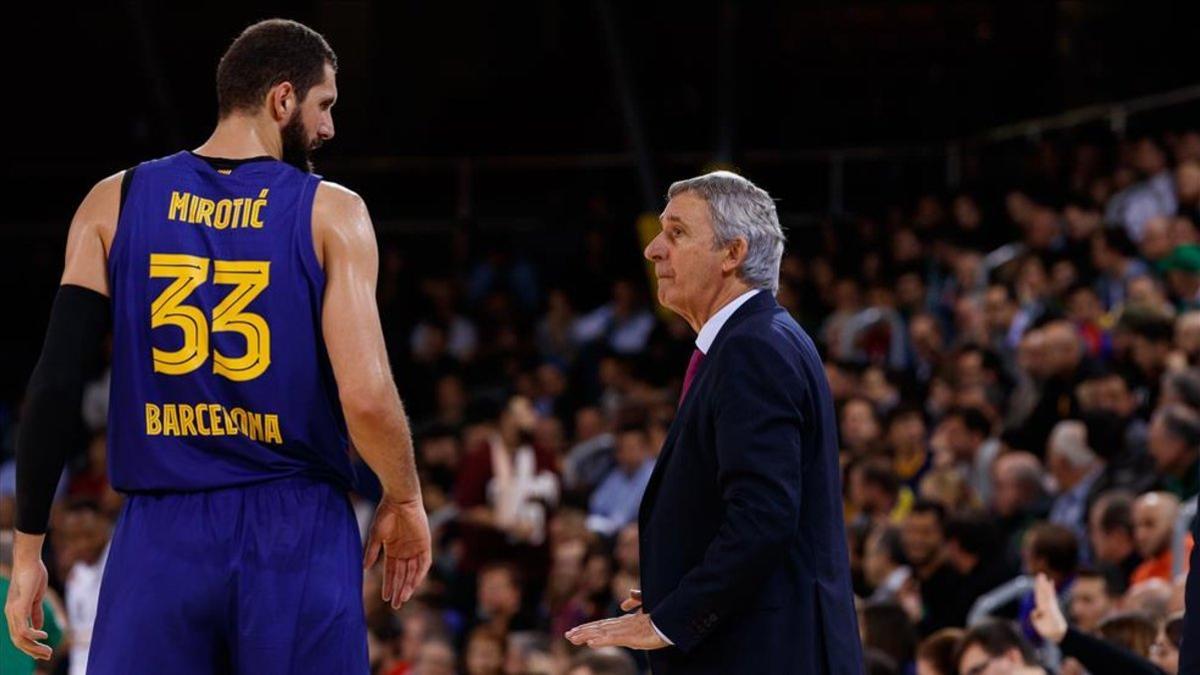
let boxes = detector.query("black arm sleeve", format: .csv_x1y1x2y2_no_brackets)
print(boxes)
1059,627,1165,675
15,284,110,534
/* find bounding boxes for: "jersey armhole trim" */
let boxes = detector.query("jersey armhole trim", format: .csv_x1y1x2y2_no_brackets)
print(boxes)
118,165,138,221
298,175,327,292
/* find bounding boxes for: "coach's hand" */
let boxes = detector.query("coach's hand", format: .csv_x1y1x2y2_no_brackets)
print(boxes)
620,588,642,612
566,589,667,651
363,495,431,610
565,611,668,650
4,533,53,660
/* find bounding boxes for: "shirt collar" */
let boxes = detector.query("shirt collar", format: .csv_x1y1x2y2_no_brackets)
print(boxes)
695,289,760,354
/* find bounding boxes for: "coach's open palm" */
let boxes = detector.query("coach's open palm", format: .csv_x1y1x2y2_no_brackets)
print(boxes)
363,496,431,610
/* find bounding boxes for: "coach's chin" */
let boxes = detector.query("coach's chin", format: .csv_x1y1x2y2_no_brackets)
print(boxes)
566,171,863,674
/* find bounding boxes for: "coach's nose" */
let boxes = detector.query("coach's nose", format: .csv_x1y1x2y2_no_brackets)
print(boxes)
645,232,666,262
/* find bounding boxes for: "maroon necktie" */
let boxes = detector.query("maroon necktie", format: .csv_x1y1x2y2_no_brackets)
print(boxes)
679,348,705,406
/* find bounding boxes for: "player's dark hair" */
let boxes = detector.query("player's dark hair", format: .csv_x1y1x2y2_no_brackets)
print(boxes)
216,19,337,117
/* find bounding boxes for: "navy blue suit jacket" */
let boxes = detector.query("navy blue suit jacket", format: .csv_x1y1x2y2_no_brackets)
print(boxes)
638,292,864,674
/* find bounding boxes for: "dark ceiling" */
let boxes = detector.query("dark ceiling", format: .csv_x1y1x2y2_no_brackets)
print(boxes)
7,1,1200,226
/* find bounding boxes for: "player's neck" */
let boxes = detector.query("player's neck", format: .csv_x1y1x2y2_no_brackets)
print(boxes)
195,114,282,161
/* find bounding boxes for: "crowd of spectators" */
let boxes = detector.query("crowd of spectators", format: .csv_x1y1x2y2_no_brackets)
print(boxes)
7,128,1200,674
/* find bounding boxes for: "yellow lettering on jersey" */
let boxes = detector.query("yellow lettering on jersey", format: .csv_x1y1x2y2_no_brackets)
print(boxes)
195,198,214,226
146,403,162,435
142,402,282,445
166,189,270,230
247,411,263,441
168,192,190,221
229,199,245,229
209,403,225,435
213,199,232,229
196,404,209,435
249,189,268,228
264,415,283,445
229,407,246,434
178,404,198,436
162,404,180,436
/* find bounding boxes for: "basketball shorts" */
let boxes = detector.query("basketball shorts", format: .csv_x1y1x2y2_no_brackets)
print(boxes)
87,476,369,674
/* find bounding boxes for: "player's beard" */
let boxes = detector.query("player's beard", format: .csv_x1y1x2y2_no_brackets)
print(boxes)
281,113,320,173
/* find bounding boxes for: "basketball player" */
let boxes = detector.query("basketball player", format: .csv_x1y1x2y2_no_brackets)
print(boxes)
3,19,430,673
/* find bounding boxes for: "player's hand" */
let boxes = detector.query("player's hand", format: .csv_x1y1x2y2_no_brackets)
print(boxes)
620,588,642,612
1030,573,1068,644
565,611,669,651
363,495,431,610
4,547,53,661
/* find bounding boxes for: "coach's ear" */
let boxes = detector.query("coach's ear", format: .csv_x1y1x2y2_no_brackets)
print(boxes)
267,81,297,123
721,237,748,275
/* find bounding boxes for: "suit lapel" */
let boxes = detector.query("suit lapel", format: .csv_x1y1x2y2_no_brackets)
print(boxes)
638,292,780,524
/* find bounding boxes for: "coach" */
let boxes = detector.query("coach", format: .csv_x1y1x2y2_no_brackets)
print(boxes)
566,172,863,673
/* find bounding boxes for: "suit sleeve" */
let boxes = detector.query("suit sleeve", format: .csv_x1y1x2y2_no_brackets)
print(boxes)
1060,627,1164,675
649,334,806,653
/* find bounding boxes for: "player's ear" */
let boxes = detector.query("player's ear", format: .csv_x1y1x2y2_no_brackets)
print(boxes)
268,82,296,122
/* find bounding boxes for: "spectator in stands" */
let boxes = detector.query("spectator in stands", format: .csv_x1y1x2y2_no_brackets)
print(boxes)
1011,321,1086,456
464,627,506,675
1148,404,1200,500
54,500,110,675
586,416,654,538
859,601,917,672
571,279,656,356
944,511,1014,619
1089,487,1142,588
472,562,535,637
915,628,963,675
932,407,1000,504
566,649,638,675
454,396,559,582
1046,420,1103,546
841,396,884,456
849,457,909,527
991,452,1051,564
901,500,963,635
954,618,1045,675
1068,568,1119,634
411,639,457,675
1131,492,1186,585
1092,228,1150,310
1108,136,1177,242
1018,523,1080,642
864,525,911,602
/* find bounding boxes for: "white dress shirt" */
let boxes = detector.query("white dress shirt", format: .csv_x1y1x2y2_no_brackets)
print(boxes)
651,288,760,646
694,289,761,354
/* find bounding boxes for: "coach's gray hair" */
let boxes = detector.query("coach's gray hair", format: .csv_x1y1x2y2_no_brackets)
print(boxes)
667,171,786,294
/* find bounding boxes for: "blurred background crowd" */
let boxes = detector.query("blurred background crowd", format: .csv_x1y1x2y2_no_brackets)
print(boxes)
13,3,1200,675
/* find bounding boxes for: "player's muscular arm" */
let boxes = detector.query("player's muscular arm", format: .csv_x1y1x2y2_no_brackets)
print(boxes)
7,173,117,661
314,183,430,609
314,183,418,499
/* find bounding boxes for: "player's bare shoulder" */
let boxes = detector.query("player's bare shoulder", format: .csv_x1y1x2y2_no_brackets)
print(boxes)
60,171,125,293
76,170,126,249
311,181,375,267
